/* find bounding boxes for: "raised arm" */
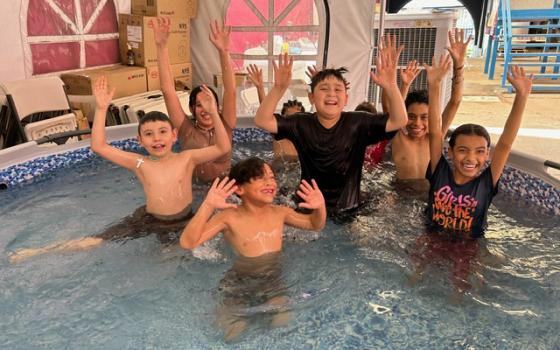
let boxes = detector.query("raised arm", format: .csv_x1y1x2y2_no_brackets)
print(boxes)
491,66,532,185
441,28,472,135
381,59,420,114
255,53,293,133
424,54,453,173
209,20,236,129
188,85,232,165
370,35,407,132
90,77,139,171
180,177,237,249
284,180,326,231
153,17,187,130
247,64,266,103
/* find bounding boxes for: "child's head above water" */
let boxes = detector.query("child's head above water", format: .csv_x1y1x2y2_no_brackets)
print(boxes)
281,99,305,116
308,67,349,119
229,157,277,202
404,89,429,138
137,111,177,157
448,123,491,179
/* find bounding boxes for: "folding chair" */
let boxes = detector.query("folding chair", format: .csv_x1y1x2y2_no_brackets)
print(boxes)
0,76,76,148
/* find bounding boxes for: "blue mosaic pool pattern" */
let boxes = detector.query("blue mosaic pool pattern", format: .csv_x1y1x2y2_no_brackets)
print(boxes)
0,128,558,215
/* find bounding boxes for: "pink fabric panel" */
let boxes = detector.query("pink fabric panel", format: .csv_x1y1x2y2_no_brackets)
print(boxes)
85,39,120,67
83,0,118,34
28,0,76,36
31,42,81,74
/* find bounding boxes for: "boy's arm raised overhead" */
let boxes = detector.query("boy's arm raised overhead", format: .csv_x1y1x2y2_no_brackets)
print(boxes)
180,177,238,249
441,28,471,135
153,17,187,130
187,85,232,165
370,35,407,132
491,66,533,185
255,53,293,134
90,77,140,171
247,64,266,103
425,54,453,173
209,20,237,129
283,179,326,231
381,59,420,114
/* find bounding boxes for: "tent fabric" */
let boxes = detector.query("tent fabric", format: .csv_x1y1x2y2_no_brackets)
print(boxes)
190,0,374,110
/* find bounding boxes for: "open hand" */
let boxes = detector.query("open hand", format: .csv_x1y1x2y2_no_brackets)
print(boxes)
204,177,238,209
92,76,115,110
297,179,325,210
209,19,231,52
370,35,403,89
198,85,219,115
151,17,171,47
507,65,533,96
400,60,420,87
247,64,264,88
446,28,472,67
423,54,452,85
273,53,293,90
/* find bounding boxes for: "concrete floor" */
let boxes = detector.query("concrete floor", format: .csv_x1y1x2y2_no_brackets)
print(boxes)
457,57,560,165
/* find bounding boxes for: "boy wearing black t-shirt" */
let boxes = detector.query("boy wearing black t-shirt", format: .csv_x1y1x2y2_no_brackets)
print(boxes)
255,36,408,215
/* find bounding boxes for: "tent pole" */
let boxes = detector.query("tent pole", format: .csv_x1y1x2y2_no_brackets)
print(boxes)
373,0,387,109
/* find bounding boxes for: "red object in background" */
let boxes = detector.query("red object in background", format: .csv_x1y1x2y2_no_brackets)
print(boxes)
26,0,119,75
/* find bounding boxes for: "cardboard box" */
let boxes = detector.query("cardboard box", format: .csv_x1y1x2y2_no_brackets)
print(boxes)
61,65,147,99
146,62,192,91
119,14,190,67
131,0,197,18
213,72,247,88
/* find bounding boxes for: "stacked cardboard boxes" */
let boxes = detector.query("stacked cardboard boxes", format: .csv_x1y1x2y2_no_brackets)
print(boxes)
119,0,197,92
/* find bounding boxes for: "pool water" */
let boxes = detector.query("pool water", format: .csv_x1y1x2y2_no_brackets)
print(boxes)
1,142,559,349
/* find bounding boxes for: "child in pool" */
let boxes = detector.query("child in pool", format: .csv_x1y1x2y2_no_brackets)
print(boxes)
254,35,408,215
354,101,390,168
179,157,326,340
153,18,236,182
409,56,532,298
9,77,230,263
246,64,304,161
389,29,470,183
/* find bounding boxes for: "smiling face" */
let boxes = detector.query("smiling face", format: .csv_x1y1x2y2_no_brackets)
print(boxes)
448,134,490,183
236,164,277,204
406,102,429,138
308,76,348,122
137,120,177,158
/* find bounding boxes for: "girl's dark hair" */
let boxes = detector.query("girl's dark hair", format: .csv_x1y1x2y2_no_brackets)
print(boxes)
354,101,377,114
449,124,491,148
138,111,173,134
281,99,305,116
310,67,349,92
229,157,270,185
188,85,220,109
405,89,429,109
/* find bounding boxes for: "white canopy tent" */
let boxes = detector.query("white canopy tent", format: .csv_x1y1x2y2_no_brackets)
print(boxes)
0,0,376,111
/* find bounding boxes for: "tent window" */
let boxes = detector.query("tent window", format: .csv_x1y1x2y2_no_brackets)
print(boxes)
24,0,120,76
225,0,320,83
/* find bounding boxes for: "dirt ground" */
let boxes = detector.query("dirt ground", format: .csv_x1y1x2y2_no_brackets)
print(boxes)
458,57,560,164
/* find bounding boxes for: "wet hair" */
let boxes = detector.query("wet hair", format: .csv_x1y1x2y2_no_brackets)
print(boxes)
229,157,270,186
137,111,173,134
281,99,305,116
188,85,220,110
354,101,377,114
449,123,491,148
405,89,429,109
310,67,349,92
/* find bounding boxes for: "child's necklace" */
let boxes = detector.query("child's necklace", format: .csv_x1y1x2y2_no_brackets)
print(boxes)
148,155,160,161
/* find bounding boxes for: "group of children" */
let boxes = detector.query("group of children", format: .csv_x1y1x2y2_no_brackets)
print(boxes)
9,20,533,339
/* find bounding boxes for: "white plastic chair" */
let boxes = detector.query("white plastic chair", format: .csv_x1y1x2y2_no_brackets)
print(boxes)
0,76,76,148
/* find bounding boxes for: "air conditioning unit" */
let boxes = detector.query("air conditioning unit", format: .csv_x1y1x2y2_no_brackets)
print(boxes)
369,11,458,109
